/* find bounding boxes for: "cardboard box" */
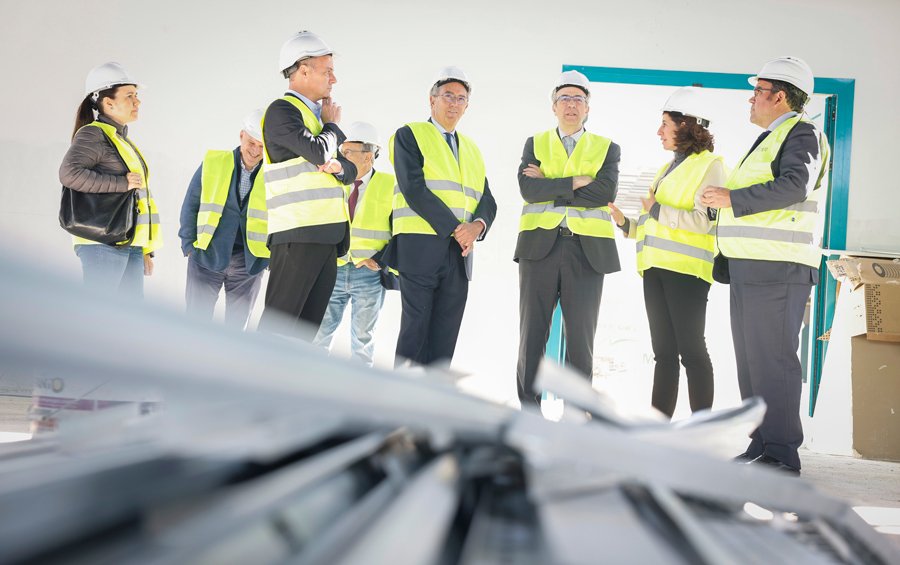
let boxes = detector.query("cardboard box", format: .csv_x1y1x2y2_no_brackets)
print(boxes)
851,335,900,460
826,255,900,343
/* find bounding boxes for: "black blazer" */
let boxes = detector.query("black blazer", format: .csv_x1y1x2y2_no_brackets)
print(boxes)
513,132,621,275
262,93,357,254
381,123,497,280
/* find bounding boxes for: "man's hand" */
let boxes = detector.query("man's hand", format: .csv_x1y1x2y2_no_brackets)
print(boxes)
143,254,154,276
318,159,343,174
701,186,731,208
640,190,657,212
454,222,484,257
573,175,593,190
607,202,626,227
523,164,544,179
126,172,142,190
320,97,341,125
356,258,380,271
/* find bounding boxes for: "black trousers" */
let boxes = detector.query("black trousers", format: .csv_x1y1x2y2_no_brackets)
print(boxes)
731,280,810,469
394,242,468,367
517,235,604,406
257,242,337,341
642,267,714,419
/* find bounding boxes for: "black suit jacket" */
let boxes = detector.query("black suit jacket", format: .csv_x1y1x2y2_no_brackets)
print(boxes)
262,92,358,255
513,132,621,275
381,122,497,280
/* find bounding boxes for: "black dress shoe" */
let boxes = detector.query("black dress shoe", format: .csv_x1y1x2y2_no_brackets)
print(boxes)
733,452,754,463
745,454,801,477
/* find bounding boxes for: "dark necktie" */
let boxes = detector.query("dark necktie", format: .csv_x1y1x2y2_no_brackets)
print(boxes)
348,179,362,222
741,130,771,165
444,132,458,161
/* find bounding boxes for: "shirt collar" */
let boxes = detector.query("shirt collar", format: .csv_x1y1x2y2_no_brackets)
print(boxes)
767,111,798,132
558,127,585,142
286,89,322,121
430,118,455,136
356,168,374,187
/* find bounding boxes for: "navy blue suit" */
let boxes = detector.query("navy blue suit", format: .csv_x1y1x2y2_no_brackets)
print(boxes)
383,122,497,367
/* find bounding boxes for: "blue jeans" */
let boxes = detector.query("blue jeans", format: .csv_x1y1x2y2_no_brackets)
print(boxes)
74,244,144,299
313,262,386,366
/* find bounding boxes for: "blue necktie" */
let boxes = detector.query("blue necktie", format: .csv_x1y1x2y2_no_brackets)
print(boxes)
444,132,458,161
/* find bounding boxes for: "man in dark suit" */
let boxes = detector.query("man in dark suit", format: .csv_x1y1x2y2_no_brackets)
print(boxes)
178,110,270,330
383,66,497,368
515,71,621,407
256,31,357,339
702,57,829,476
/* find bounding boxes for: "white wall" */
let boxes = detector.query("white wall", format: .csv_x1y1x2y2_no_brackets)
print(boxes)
1,0,897,405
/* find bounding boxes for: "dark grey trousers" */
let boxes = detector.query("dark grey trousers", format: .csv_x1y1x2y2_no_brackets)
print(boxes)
185,252,263,331
517,235,604,406
731,280,811,469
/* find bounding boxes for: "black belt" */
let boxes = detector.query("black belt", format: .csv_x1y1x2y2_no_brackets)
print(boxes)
558,226,577,237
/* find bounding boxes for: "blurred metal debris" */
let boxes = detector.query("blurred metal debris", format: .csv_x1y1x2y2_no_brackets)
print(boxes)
0,248,897,565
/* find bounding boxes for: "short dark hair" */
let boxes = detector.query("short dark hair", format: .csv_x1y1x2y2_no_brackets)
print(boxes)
666,112,715,156
768,79,807,113
553,84,590,104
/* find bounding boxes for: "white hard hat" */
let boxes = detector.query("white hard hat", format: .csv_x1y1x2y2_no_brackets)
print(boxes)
749,56,814,97
279,30,335,76
550,70,591,102
84,62,145,98
660,87,712,125
241,108,265,142
342,121,382,149
432,66,471,94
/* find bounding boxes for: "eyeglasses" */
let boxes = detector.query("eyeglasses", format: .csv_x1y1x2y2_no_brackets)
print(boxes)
341,149,371,156
556,95,587,105
439,93,468,106
752,87,778,97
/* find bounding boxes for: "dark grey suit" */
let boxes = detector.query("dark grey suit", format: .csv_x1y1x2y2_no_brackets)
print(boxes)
722,116,826,470
514,131,621,405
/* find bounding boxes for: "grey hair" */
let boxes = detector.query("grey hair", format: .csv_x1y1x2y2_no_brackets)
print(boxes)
344,141,380,159
430,79,472,98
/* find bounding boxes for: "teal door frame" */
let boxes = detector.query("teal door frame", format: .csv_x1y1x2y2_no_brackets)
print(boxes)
543,64,855,414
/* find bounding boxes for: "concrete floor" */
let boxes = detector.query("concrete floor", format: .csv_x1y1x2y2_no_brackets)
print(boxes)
0,394,898,551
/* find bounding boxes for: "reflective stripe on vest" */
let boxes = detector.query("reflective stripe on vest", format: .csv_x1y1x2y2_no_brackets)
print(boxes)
195,150,270,258
388,122,485,236
72,121,163,253
261,96,348,235
519,130,615,239
716,115,830,268
635,151,721,284
346,171,396,266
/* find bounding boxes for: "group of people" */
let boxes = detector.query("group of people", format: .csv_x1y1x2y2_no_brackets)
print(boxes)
59,29,828,476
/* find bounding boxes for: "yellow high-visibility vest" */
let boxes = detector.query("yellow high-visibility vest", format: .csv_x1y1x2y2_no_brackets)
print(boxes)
342,170,396,268
261,96,348,235
72,121,163,254
635,151,721,283
717,115,830,268
518,129,615,239
194,150,269,258
388,122,485,235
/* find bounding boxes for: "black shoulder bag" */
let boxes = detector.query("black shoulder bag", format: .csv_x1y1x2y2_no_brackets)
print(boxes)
59,187,138,246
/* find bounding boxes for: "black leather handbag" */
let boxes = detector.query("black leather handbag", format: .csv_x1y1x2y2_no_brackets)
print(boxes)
58,187,138,246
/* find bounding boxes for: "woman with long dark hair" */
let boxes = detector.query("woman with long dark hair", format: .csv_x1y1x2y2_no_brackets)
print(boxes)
59,62,162,297
608,87,724,419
